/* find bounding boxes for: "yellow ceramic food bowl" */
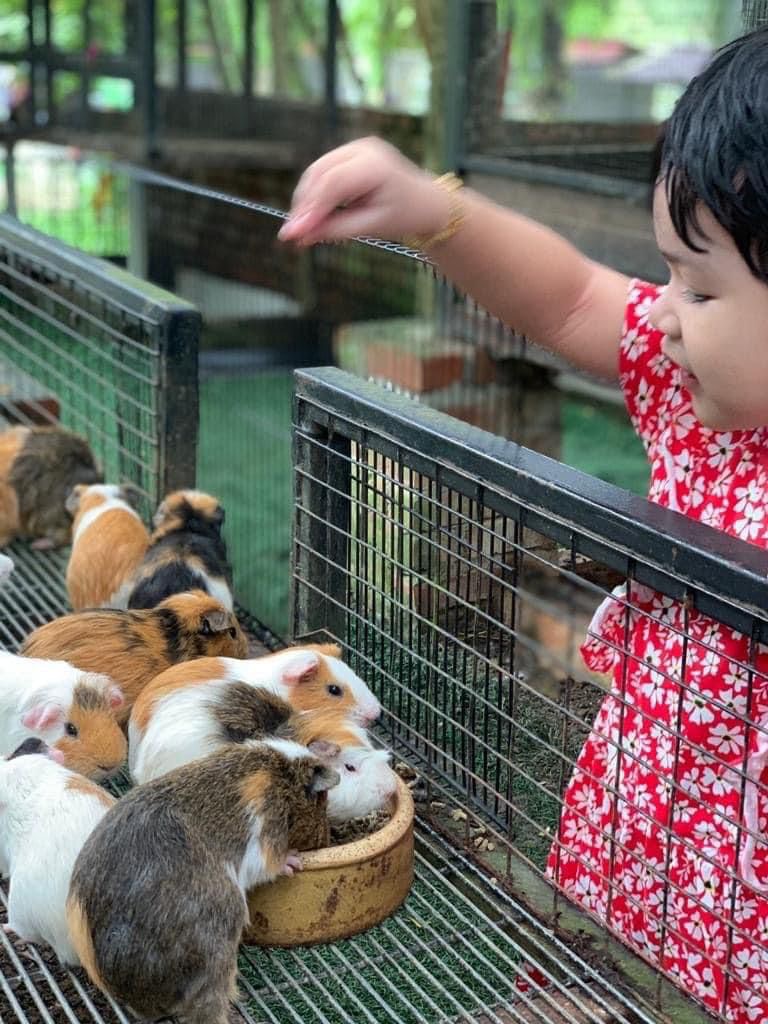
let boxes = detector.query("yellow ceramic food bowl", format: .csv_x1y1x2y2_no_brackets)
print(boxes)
243,777,415,947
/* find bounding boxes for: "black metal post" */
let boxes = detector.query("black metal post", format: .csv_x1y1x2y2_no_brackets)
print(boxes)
139,0,159,158
4,141,17,216
25,0,37,127
81,0,92,127
244,0,255,97
444,0,470,171
158,309,201,494
177,0,187,93
325,0,339,145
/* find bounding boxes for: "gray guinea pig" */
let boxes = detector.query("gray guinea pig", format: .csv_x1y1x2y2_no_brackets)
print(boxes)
66,737,339,1024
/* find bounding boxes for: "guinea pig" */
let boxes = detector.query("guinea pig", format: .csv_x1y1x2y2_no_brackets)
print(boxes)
21,590,247,722
67,738,339,1024
65,483,150,610
0,738,115,965
126,489,234,610
128,642,381,781
0,651,126,779
0,425,101,549
289,709,398,822
0,552,13,584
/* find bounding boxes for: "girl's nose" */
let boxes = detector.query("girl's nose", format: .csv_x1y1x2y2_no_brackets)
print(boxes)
648,290,681,340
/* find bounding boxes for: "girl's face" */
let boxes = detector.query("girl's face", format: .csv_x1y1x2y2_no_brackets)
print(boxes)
649,184,768,431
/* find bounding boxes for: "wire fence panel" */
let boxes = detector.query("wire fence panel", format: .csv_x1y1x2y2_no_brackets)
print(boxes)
0,214,199,646
292,366,768,1023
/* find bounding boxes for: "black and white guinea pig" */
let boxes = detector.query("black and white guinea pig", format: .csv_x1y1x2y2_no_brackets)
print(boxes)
0,425,101,549
0,737,115,965
126,489,234,610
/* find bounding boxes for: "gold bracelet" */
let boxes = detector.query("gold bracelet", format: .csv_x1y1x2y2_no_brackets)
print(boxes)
403,172,465,250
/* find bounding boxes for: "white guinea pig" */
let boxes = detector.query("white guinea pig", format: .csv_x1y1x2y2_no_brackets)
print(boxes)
0,651,127,780
323,742,398,823
0,737,116,965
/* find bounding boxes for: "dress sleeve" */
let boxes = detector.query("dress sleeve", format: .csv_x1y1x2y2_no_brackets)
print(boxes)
618,279,674,453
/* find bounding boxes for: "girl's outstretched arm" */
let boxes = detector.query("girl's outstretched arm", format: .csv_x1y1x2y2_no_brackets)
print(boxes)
279,137,631,382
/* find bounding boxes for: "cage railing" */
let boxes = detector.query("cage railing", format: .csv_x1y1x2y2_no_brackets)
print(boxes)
292,365,768,1023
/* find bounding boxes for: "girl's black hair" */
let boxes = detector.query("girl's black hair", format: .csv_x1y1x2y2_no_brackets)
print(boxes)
660,27,768,282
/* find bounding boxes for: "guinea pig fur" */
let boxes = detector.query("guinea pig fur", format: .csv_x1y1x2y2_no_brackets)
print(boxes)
0,651,126,780
0,552,13,584
126,489,234,610
66,738,339,1024
20,589,248,721
0,425,101,549
66,483,150,610
129,643,381,782
0,739,115,965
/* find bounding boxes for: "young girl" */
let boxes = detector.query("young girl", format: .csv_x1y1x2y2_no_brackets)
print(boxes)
280,28,768,1023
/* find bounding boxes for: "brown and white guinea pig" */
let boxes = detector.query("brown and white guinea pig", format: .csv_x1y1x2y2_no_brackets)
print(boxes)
126,489,234,611
65,483,151,611
67,738,339,1024
129,642,381,780
0,425,101,549
129,674,396,820
0,651,126,780
20,590,248,722
0,737,115,965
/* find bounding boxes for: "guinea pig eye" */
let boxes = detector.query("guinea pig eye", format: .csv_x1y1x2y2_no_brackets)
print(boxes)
327,684,342,698
344,763,357,773
64,721,79,738
229,627,237,639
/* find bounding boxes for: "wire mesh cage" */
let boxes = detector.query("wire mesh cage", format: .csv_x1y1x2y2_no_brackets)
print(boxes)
0,213,199,646
292,366,768,1024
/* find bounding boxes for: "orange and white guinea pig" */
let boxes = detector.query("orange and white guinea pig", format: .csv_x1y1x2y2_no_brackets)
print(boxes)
65,484,151,611
128,643,382,783
20,591,248,722
0,426,101,549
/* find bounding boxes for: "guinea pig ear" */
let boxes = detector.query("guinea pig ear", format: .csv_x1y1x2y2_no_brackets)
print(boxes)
21,702,65,732
307,740,341,762
65,484,87,516
199,610,232,635
309,765,340,795
106,685,125,710
281,651,321,687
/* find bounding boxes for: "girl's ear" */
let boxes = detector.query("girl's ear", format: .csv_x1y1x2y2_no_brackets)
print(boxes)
280,651,321,687
21,702,65,732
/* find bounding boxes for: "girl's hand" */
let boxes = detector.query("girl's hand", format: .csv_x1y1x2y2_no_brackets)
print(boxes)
278,137,452,246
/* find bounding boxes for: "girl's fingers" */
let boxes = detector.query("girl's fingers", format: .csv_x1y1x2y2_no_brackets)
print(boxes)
280,155,386,242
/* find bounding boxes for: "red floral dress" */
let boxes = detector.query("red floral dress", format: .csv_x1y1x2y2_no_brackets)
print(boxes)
546,280,768,1022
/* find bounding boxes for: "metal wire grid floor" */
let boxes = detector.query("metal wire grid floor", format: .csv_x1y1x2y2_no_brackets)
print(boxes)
0,547,659,1024
2,822,651,1024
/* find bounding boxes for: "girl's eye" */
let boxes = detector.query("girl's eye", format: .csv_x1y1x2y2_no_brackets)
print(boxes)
65,722,79,738
681,288,711,304
345,764,357,773
327,684,342,697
